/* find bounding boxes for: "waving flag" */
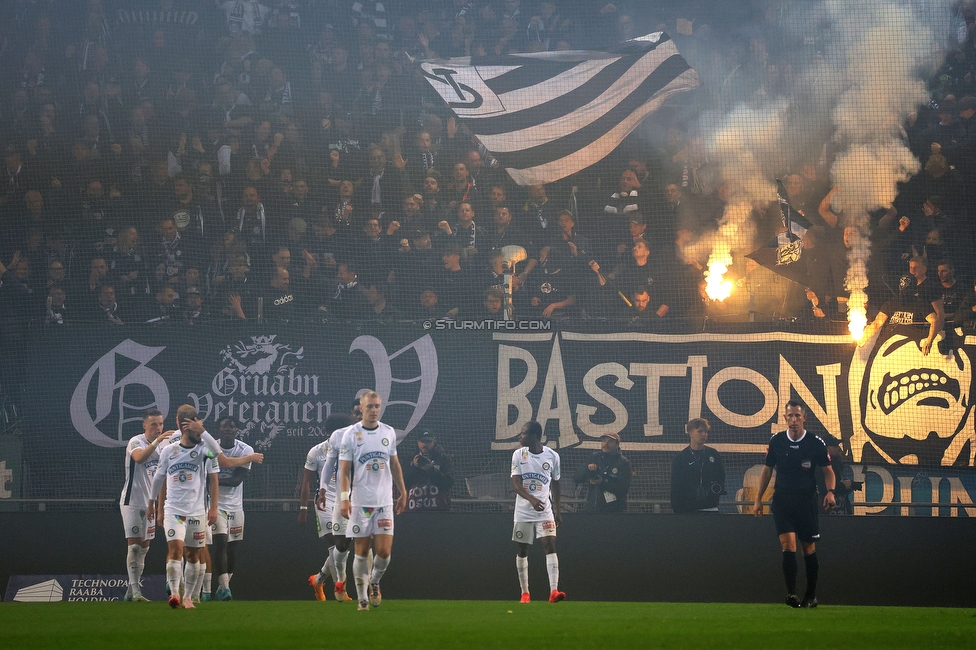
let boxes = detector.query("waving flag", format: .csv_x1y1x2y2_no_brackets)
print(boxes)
746,179,817,286
421,33,701,186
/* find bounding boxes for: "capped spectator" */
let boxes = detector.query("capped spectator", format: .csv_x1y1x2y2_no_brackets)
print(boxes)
328,261,372,320
145,285,178,324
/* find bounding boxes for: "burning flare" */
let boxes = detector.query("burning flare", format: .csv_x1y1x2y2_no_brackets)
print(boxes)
705,248,734,301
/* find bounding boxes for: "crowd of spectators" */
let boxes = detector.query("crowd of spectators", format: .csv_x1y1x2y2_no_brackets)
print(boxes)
1,0,976,342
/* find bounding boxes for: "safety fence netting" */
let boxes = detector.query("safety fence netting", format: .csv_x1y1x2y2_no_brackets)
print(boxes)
1,1,975,515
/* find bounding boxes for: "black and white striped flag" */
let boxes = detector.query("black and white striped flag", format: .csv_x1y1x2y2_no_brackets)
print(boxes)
421,33,700,186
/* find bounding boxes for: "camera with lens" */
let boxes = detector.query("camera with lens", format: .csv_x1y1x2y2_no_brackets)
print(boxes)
695,482,725,506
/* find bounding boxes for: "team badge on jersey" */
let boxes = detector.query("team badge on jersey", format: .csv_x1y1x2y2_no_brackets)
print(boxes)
543,462,550,470
381,438,389,446
352,525,361,534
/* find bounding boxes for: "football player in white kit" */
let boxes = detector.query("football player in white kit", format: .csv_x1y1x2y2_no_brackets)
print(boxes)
211,416,254,601
120,408,176,601
302,414,354,601
511,421,565,604
338,391,407,611
149,405,219,609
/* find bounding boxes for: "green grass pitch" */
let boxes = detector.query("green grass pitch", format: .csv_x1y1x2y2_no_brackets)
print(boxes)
1,600,973,648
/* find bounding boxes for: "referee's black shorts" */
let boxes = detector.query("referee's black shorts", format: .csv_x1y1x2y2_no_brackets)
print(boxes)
771,490,820,542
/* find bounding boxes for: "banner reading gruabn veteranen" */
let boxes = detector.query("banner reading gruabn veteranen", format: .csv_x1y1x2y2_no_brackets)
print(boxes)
22,323,976,515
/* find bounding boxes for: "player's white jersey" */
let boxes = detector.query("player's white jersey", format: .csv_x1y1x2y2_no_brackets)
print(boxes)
321,428,346,500
151,441,218,516
305,440,330,487
120,434,162,508
339,422,397,508
305,437,338,511
511,446,561,522
216,439,253,512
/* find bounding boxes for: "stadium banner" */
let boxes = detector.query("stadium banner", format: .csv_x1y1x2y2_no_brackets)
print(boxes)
4,575,165,602
21,323,976,515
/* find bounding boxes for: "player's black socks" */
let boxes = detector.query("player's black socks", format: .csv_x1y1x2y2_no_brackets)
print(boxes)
803,552,819,599
782,551,797,594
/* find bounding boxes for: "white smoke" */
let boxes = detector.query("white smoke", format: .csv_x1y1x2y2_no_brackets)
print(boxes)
700,102,786,300
690,0,952,318
826,0,947,339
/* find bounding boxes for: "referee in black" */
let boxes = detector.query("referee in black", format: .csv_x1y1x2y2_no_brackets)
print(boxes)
753,401,836,608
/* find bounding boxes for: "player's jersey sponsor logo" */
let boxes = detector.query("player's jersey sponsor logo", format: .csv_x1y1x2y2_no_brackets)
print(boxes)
801,460,812,469
188,518,200,525
542,521,556,531
520,472,549,483
377,519,393,528
230,526,243,535
193,532,206,540
361,507,375,517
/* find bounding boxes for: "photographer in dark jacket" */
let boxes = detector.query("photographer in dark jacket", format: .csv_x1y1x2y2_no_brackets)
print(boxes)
401,431,454,512
671,418,726,513
573,432,632,513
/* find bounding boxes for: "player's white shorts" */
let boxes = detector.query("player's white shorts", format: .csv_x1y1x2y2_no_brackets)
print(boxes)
315,502,334,538
347,505,394,538
121,505,155,541
163,513,208,548
330,502,350,537
212,510,245,542
512,520,556,544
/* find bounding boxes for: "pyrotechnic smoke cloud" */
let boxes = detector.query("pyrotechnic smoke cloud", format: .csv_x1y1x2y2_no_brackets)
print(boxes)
689,0,951,328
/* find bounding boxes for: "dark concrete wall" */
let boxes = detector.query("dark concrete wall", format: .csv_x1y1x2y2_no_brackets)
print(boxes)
2,512,974,606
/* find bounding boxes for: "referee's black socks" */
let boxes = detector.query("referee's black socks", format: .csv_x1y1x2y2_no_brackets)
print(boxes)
803,552,819,599
782,551,797,595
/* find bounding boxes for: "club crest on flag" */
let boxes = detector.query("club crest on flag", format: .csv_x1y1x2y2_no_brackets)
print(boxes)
421,33,700,185
775,240,803,266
